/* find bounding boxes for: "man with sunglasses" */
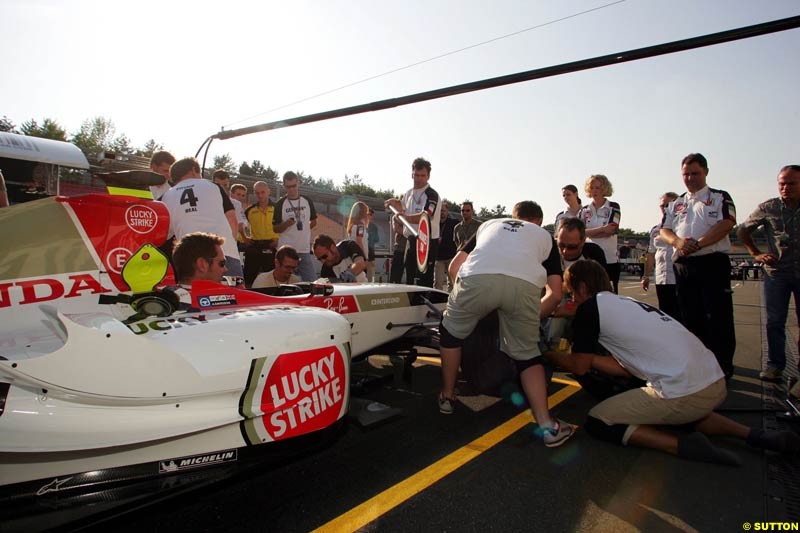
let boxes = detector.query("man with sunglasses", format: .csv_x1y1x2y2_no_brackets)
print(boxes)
172,232,228,284
312,234,368,283
274,171,318,281
454,201,481,251
643,192,681,320
252,245,302,289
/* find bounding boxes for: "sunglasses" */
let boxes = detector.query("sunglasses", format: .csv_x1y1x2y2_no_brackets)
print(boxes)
558,243,581,251
207,257,226,267
317,253,329,261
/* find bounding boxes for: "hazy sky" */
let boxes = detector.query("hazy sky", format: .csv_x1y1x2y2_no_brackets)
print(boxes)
2,0,799,231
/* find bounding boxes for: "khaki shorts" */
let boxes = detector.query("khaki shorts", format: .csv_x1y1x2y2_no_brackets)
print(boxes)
441,274,541,360
589,377,727,439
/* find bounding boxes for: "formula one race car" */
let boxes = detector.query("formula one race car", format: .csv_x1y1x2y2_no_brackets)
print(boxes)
0,185,447,528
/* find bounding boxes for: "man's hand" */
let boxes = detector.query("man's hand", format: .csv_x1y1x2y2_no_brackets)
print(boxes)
676,237,701,256
641,276,650,291
754,252,778,266
384,198,402,212
339,270,357,283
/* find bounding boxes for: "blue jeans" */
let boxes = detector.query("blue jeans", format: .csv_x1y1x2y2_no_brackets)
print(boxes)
295,252,318,282
764,274,800,371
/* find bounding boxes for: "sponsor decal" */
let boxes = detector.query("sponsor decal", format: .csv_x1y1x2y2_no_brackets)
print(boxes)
416,213,430,274
0,273,112,309
36,476,74,496
124,204,158,234
241,345,347,443
502,220,524,232
198,294,237,308
302,295,359,314
158,450,238,473
674,203,686,214
355,292,410,311
106,247,133,275
707,210,719,218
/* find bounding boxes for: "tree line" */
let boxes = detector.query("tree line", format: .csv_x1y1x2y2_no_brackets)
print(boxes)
2,113,642,230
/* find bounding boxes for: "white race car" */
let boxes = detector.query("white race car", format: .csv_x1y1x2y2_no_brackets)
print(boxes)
0,183,446,526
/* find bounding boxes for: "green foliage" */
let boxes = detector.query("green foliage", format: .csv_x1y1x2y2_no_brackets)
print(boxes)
340,174,394,199
306,175,338,192
20,118,67,141
0,115,16,132
476,204,509,220
137,139,164,158
212,153,237,173
70,116,123,158
617,227,649,239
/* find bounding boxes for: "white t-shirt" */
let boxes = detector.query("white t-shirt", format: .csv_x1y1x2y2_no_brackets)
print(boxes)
572,292,724,398
274,195,317,253
458,218,551,288
401,185,442,239
648,224,675,285
150,180,171,200
160,178,238,260
349,223,368,257
251,270,301,289
661,186,736,257
578,199,621,264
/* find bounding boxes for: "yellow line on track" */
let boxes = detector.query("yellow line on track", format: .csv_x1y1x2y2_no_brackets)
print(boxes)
313,383,581,533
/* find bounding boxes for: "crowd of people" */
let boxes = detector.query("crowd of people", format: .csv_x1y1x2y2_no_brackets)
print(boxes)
146,149,800,461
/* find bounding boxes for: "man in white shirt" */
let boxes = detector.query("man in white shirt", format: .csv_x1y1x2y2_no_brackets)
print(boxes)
546,259,799,464
273,171,318,281
159,157,243,279
660,153,737,379
148,150,175,199
437,201,573,448
384,157,441,287
252,245,302,288
642,192,680,320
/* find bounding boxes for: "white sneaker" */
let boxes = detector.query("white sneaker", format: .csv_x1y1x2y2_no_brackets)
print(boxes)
543,419,575,448
438,393,456,415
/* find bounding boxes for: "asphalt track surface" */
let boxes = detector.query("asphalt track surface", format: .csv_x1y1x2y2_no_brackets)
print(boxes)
89,274,797,533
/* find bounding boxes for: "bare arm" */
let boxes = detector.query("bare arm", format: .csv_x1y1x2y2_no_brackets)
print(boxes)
448,251,468,281
642,252,655,291
696,219,735,251
225,210,237,241
738,224,778,266
350,256,367,275
540,274,562,319
545,349,632,378
585,224,617,238
660,227,700,256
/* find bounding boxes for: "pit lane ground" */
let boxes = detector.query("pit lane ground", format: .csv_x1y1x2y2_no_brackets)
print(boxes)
94,274,799,533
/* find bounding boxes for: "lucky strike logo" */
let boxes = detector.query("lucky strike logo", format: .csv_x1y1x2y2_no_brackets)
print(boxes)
263,346,345,440
125,204,158,234
417,216,429,267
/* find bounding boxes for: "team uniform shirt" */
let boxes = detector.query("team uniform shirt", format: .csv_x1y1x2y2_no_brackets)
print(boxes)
150,180,171,200
401,185,442,239
647,224,676,284
245,203,279,240
560,241,607,271
457,218,554,288
661,186,736,257
320,240,368,282
578,200,621,264
742,197,800,278
349,223,369,257
554,207,580,232
160,178,238,260
572,292,725,398
251,270,301,289
274,195,317,253
454,219,481,250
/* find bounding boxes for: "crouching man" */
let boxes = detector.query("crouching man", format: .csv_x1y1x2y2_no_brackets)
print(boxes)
438,201,574,448
545,260,800,464
312,234,368,283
